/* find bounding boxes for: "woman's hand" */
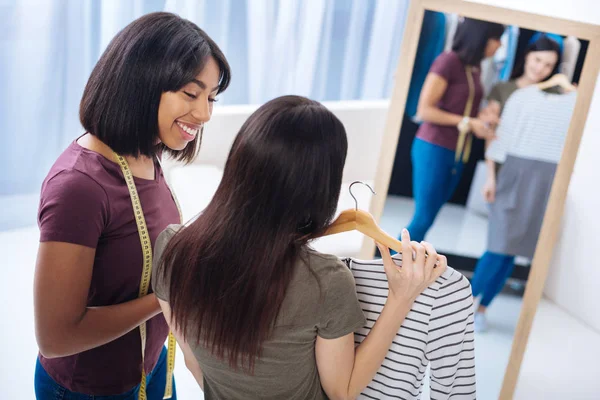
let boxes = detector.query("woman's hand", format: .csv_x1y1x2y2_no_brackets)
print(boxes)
469,118,496,140
479,102,501,129
482,177,496,203
377,229,447,305
317,230,447,400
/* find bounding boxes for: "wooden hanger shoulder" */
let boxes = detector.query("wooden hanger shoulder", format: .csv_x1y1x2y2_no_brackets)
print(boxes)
321,208,404,254
537,73,576,92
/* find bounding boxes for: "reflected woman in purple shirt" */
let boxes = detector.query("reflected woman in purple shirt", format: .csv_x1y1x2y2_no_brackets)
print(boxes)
400,18,504,244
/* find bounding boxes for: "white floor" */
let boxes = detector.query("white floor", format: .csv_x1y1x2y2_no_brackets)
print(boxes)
472,294,523,399
515,300,600,399
381,195,530,266
381,195,489,259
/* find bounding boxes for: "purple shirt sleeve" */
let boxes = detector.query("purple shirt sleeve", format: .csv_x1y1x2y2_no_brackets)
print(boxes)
38,169,109,248
429,51,460,83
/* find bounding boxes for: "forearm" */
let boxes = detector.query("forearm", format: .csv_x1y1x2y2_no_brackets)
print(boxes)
186,357,205,389
418,105,463,127
41,294,161,358
156,298,205,391
485,158,497,180
346,299,412,398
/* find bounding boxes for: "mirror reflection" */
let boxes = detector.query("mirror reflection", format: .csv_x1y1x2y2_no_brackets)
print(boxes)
380,12,588,398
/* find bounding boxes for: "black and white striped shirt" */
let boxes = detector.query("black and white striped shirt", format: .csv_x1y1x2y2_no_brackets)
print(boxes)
486,86,577,164
342,257,476,400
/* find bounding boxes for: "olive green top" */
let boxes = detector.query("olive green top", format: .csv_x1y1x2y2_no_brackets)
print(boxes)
152,225,366,400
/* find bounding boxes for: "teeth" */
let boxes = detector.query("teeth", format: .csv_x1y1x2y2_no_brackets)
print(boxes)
177,121,199,136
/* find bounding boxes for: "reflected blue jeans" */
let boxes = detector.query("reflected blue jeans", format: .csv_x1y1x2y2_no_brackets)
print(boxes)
471,251,516,307
405,138,464,242
34,346,177,400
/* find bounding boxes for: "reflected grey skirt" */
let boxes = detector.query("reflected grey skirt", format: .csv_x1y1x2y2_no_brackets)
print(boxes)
487,155,557,259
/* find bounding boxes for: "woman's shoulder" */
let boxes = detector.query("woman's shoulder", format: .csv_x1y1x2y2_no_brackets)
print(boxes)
502,85,540,108
155,224,184,250
304,246,343,264
491,80,518,94
44,140,122,192
433,51,462,66
38,143,116,247
40,143,111,210
430,51,463,79
303,247,352,280
490,80,507,91
152,224,183,298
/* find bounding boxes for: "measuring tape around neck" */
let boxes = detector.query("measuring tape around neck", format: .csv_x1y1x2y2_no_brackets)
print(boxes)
455,65,476,165
114,152,181,400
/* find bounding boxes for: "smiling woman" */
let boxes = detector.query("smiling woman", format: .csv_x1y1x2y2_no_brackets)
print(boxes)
158,58,223,151
33,12,230,400
79,13,230,163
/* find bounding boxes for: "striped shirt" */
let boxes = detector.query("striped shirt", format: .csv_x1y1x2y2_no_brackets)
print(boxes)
342,257,476,400
486,86,577,164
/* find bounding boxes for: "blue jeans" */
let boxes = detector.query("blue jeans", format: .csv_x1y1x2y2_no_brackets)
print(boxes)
471,251,516,307
35,346,177,400
405,138,464,242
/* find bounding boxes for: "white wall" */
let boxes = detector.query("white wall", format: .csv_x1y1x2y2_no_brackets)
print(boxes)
466,0,599,25
543,83,600,332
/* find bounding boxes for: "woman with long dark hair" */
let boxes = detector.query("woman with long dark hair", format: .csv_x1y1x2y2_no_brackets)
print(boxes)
472,34,562,333
152,95,447,399
398,18,505,244
34,12,230,399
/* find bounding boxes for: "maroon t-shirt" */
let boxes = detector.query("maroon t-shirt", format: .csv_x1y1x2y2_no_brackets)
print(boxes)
37,141,180,395
416,51,484,150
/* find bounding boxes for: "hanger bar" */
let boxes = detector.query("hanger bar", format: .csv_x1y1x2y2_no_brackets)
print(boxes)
319,182,440,264
537,73,576,92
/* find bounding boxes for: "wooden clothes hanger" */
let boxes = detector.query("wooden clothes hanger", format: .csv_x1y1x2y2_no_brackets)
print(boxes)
537,73,577,92
320,181,405,254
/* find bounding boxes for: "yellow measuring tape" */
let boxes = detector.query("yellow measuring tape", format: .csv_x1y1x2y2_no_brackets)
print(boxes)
455,65,475,164
115,153,181,400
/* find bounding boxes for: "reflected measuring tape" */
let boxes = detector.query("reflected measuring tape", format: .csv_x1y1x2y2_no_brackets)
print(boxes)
115,152,181,400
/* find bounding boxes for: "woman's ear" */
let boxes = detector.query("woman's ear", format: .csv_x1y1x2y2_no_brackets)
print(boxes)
297,216,313,233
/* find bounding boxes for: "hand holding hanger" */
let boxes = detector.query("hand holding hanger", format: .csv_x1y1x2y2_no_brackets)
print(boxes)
469,118,496,140
377,229,447,304
319,182,445,265
479,102,501,129
537,73,577,92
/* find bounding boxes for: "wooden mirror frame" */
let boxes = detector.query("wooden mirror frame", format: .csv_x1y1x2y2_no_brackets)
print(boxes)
363,0,600,398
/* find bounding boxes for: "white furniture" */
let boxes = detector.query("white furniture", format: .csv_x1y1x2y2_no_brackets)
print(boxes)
163,100,390,257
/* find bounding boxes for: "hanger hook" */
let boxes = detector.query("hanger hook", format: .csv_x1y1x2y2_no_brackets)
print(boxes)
349,181,376,210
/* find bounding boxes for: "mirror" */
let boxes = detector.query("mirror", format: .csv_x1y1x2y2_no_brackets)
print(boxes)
371,3,595,399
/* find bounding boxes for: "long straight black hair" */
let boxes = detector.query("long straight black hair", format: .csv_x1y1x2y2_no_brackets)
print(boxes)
510,35,562,81
452,17,505,66
160,95,348,370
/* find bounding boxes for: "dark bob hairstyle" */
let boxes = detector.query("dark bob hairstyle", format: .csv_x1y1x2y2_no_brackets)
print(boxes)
80,12,231,162
452,17,505,66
